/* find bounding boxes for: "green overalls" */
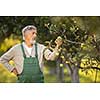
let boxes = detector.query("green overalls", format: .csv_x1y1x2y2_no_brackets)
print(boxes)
17,43,44,83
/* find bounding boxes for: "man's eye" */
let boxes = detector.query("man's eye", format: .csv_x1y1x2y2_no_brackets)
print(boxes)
32,32,37,34
32,32,35,34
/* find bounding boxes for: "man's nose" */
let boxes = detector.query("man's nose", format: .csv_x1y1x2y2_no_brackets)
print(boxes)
34,34,37,37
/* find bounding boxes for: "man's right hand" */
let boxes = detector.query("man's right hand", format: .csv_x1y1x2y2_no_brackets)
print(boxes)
11,68,18,76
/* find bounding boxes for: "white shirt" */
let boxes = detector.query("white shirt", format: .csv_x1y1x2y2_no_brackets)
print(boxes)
23,43,33,56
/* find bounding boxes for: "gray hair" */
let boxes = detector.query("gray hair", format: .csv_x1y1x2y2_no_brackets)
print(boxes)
22,25,37,40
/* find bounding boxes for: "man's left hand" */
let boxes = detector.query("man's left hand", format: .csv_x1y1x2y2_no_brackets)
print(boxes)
55,36,63,48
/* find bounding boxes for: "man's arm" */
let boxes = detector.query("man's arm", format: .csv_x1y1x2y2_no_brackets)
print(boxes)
43,46,61,61
43,36,63,61
0,46,16,72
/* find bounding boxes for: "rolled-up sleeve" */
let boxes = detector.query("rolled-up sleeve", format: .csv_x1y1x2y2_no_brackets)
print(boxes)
43,46,60,61
0,47,15,72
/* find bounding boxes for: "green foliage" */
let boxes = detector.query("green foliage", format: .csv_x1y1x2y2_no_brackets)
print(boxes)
44,17,100,82
0,34,21,56
0,16,100,82
0,63,17,83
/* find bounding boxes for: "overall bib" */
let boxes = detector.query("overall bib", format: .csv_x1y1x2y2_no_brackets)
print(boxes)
17,43,44,83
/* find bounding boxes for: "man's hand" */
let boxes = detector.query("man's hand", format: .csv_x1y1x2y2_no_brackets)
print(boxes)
11,68,18,76
55,36,63,48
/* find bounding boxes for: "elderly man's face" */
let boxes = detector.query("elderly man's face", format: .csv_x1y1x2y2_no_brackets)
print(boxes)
24,29,37,44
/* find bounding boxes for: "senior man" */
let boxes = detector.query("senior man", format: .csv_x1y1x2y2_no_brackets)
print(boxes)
0,25,63,83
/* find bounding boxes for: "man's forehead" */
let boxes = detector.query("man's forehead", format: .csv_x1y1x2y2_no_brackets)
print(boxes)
25,29,37,33
22,25,37,34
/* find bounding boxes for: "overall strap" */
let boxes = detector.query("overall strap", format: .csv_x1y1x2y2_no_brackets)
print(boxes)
35,43,38,58
21,44,26,58
21,43,38,58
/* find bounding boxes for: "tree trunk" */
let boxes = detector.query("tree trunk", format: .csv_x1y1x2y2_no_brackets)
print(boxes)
65,64,79,83
71,66,79,83
56,59,64,82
